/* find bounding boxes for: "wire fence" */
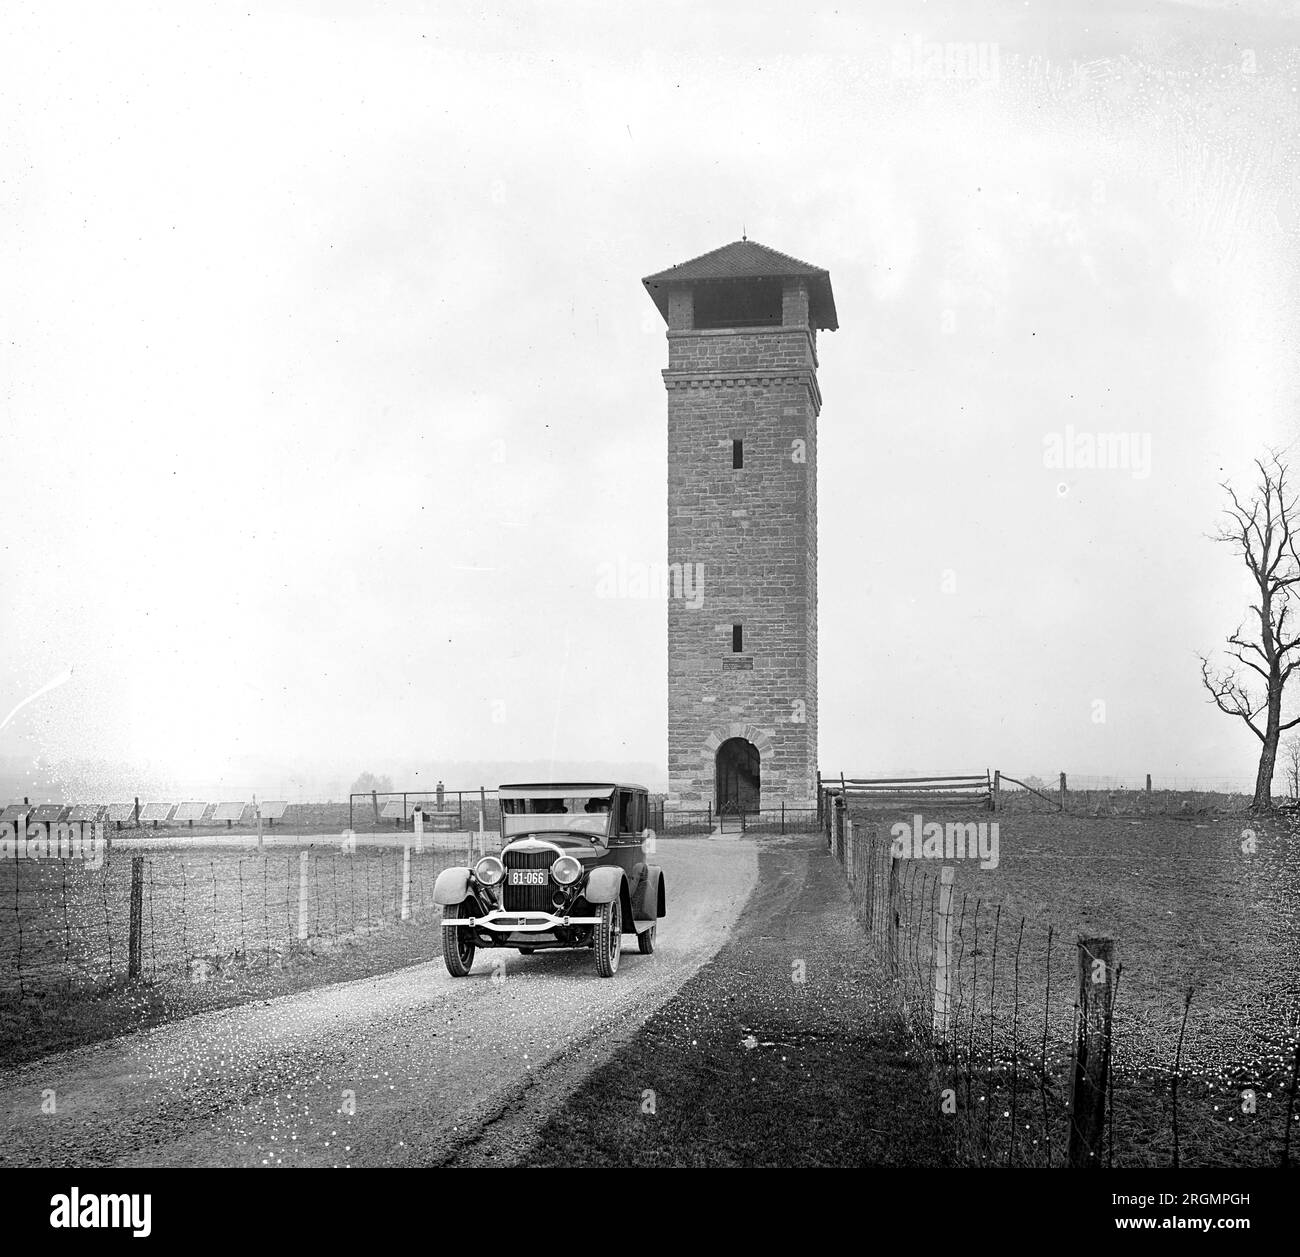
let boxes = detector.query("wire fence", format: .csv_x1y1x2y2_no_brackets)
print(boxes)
348,790,501,833
817,771,1261,820
824,799,1300,1167
996,778,1256,817
0,840,461,998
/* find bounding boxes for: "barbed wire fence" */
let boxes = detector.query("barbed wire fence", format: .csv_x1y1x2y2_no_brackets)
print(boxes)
825,796,1300,1168
0,840,457,998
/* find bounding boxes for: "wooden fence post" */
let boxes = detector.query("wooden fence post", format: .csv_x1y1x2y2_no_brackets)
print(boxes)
133,796,141,828
414,806,424,854
846,816,855,884
932,866,955,1040
1068,936,1116,1167
993,770,1001,811
1145,773,1152,795
371,790,379,827
128,856,144,979
1059,772,1067,812
401,844,411,921
297,851,309,941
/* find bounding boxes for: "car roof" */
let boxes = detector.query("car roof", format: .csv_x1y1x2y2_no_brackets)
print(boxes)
498,782,647,797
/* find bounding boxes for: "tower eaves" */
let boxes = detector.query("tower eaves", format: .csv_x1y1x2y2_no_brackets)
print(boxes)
642,239,838,331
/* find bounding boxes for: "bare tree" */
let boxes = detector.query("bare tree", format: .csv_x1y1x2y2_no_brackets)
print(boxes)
1199,452,1300,811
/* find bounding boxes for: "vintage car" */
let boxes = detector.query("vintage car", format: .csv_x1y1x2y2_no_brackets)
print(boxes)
434,782,666,978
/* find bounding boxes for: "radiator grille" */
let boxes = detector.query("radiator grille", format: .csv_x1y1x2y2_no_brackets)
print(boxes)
503,848,553,911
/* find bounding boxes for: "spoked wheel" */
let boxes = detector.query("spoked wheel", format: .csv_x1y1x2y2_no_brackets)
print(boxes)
594,897,621,977
637,920,657,955
442,900,476,977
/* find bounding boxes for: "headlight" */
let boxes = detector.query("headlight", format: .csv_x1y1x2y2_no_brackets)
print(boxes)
550,855,582,886
474,856,505,886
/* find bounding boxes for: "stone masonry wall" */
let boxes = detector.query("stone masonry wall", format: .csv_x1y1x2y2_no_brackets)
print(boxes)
664,319,820,810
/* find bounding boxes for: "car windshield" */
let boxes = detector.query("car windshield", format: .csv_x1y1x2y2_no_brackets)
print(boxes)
500,795,612,839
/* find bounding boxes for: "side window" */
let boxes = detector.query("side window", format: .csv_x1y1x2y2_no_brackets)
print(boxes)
618,791,634,834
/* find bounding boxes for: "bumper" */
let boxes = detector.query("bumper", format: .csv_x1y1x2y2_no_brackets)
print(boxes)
444,909,602,933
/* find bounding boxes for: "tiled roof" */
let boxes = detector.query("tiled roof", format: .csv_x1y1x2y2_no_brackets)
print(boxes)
642,239,838,330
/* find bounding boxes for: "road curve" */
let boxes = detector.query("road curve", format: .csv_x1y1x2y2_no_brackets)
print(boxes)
0,838,757,1168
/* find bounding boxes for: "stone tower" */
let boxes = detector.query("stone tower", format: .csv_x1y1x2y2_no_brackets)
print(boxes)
643,240,837,814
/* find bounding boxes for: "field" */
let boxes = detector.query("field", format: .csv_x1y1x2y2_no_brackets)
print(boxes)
0,832,493,1065
843,798,1300,1166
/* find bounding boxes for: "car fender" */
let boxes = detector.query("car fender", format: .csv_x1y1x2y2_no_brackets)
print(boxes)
433,867,474,906
632,864,666,919
584,865,625,905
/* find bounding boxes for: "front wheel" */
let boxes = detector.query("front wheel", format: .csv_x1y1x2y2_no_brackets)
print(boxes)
442,900,476,977
594,897,621,977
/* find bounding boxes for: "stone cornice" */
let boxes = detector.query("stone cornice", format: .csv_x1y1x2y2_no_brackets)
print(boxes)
666,323,818,368
661,367,822,414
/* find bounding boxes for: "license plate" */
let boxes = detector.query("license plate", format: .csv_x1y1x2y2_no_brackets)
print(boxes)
509,869,547,885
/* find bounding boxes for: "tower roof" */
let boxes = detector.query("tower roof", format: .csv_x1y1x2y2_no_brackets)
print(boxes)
642,239,838,331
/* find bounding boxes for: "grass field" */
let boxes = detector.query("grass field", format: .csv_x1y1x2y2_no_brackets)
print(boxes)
843,799,1300,1166
0,833,483,1065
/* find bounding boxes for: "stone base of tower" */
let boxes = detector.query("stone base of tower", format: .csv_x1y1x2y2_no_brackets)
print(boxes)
666,719,818,815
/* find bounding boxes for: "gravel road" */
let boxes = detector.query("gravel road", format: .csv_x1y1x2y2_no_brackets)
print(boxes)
0,838,756,1167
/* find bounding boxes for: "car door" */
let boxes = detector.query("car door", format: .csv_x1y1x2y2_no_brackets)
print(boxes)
612,790,638,878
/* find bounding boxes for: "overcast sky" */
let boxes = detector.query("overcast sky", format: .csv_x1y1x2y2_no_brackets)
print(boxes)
3,0,1299,798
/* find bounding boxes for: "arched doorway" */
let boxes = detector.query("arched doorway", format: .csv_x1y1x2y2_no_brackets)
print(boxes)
716,737,760,814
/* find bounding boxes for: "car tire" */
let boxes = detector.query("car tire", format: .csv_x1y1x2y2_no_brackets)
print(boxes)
594,897,621,978
518,947,535,955
637,920,656,954
442,900,476,977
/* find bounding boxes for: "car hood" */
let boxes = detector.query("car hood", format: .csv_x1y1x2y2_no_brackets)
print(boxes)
502,834,603,858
